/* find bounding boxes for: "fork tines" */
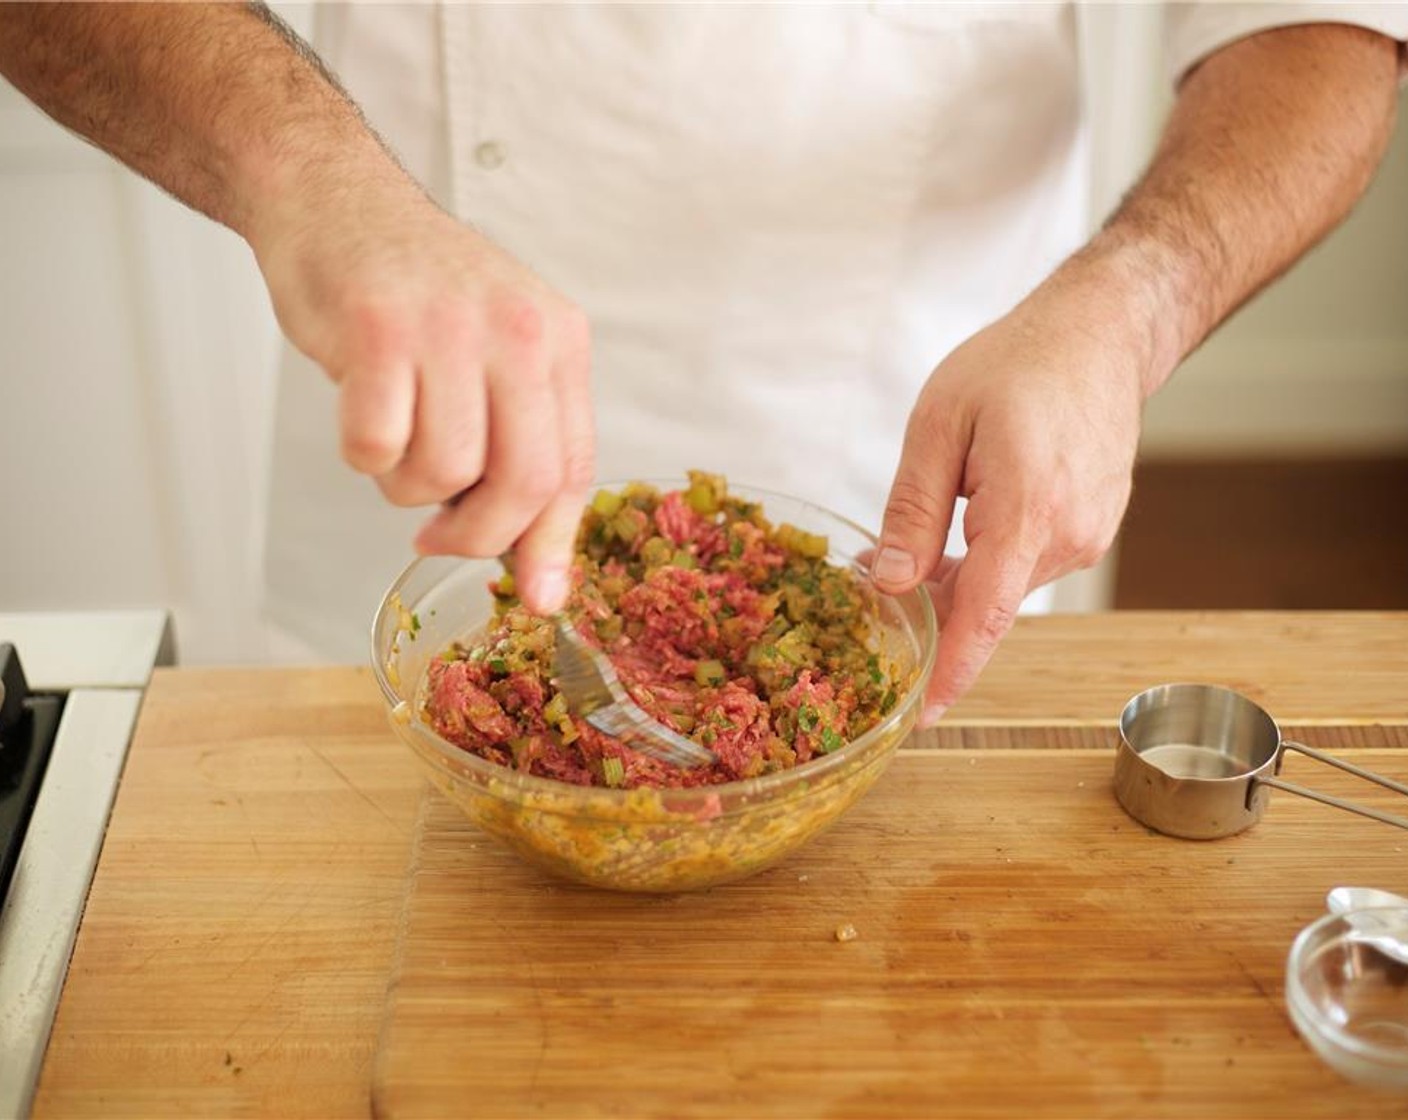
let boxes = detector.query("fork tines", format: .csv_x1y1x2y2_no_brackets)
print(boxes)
552,615,716,770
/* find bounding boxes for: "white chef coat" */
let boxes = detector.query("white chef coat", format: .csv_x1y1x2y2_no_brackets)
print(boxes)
261,2,1408,662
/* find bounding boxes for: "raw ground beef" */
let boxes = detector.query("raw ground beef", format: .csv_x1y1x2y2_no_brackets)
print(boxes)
421,472,902,790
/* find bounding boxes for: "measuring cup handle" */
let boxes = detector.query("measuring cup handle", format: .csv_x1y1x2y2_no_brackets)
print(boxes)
1262,740,1408,831
1283,740,1408,797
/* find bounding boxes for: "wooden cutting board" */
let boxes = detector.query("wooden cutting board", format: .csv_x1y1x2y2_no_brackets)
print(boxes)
372,725,1408,1119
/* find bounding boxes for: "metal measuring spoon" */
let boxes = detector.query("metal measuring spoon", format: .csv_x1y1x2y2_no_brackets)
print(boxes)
1326,886,1408,965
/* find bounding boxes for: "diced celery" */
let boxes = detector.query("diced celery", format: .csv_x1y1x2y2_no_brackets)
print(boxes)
621,481,660,506
611,507,645,543
591,488,624,517
595,616,623,644
775,626,816,666
774,522,828,559
640,536,673,567
670,711,696,733
598,573,628,599
602,756,625,788
694,659,726,687
781,583,811,623
684,472,724,515
684,484,713,515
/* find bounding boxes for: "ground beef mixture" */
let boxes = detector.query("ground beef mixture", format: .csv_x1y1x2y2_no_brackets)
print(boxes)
421,472,902,790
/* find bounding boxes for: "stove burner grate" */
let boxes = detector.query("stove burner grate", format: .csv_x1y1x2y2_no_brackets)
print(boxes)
0,643,64,905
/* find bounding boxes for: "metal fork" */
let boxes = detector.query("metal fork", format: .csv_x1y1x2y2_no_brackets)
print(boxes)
550,614,717,769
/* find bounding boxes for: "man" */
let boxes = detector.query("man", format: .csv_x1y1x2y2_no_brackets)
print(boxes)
0,4,1403,723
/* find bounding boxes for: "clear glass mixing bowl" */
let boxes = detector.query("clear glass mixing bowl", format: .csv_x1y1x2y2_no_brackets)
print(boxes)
371,483,936,892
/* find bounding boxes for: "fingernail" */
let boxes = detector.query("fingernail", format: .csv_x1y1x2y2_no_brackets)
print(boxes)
871,546,916,586
919,704,947,729
533,568,569,611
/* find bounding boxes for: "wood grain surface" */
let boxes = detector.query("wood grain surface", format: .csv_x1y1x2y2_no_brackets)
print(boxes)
31,668,425,1118
374,732,1408,1119
29,612,1408,1117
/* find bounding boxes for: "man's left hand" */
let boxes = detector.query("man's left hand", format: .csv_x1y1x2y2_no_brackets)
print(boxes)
871,271,1147,724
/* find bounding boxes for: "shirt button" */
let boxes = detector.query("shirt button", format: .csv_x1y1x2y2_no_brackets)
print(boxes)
474,140,506,170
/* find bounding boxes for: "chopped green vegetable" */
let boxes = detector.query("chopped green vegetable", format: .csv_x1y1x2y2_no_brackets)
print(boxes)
775,626,818,667
640,536,673,567
621,481,660,506
595,615,623,644
591,489,624,517
775,523,829,559
669,711,696,733
602,757,625,788
610,506,648,543
819,727,845,753
694,659,726,687
684,470,726,515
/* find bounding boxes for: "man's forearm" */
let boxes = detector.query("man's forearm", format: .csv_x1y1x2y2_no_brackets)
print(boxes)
1056,23,1400,398
0,2,405,245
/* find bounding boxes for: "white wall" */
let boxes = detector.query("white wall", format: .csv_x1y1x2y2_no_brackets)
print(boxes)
1142,118,1408,455
0,7,319,663
0,72,283,662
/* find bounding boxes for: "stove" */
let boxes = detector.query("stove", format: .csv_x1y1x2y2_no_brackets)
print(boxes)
0,611,173,1118
0,647,63,908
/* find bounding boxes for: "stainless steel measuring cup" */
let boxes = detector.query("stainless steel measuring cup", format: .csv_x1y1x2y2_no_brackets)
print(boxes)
1113,683,1408,839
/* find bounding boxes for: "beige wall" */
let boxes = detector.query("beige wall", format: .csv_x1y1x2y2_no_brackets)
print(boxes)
1141,86,1408,456
1051,6,1406,612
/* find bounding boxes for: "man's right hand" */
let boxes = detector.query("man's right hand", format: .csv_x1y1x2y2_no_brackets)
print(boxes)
0,3,593,617
250,182,594,615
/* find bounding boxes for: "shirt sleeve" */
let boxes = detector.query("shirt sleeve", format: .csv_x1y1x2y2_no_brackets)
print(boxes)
1164,2,1408,87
